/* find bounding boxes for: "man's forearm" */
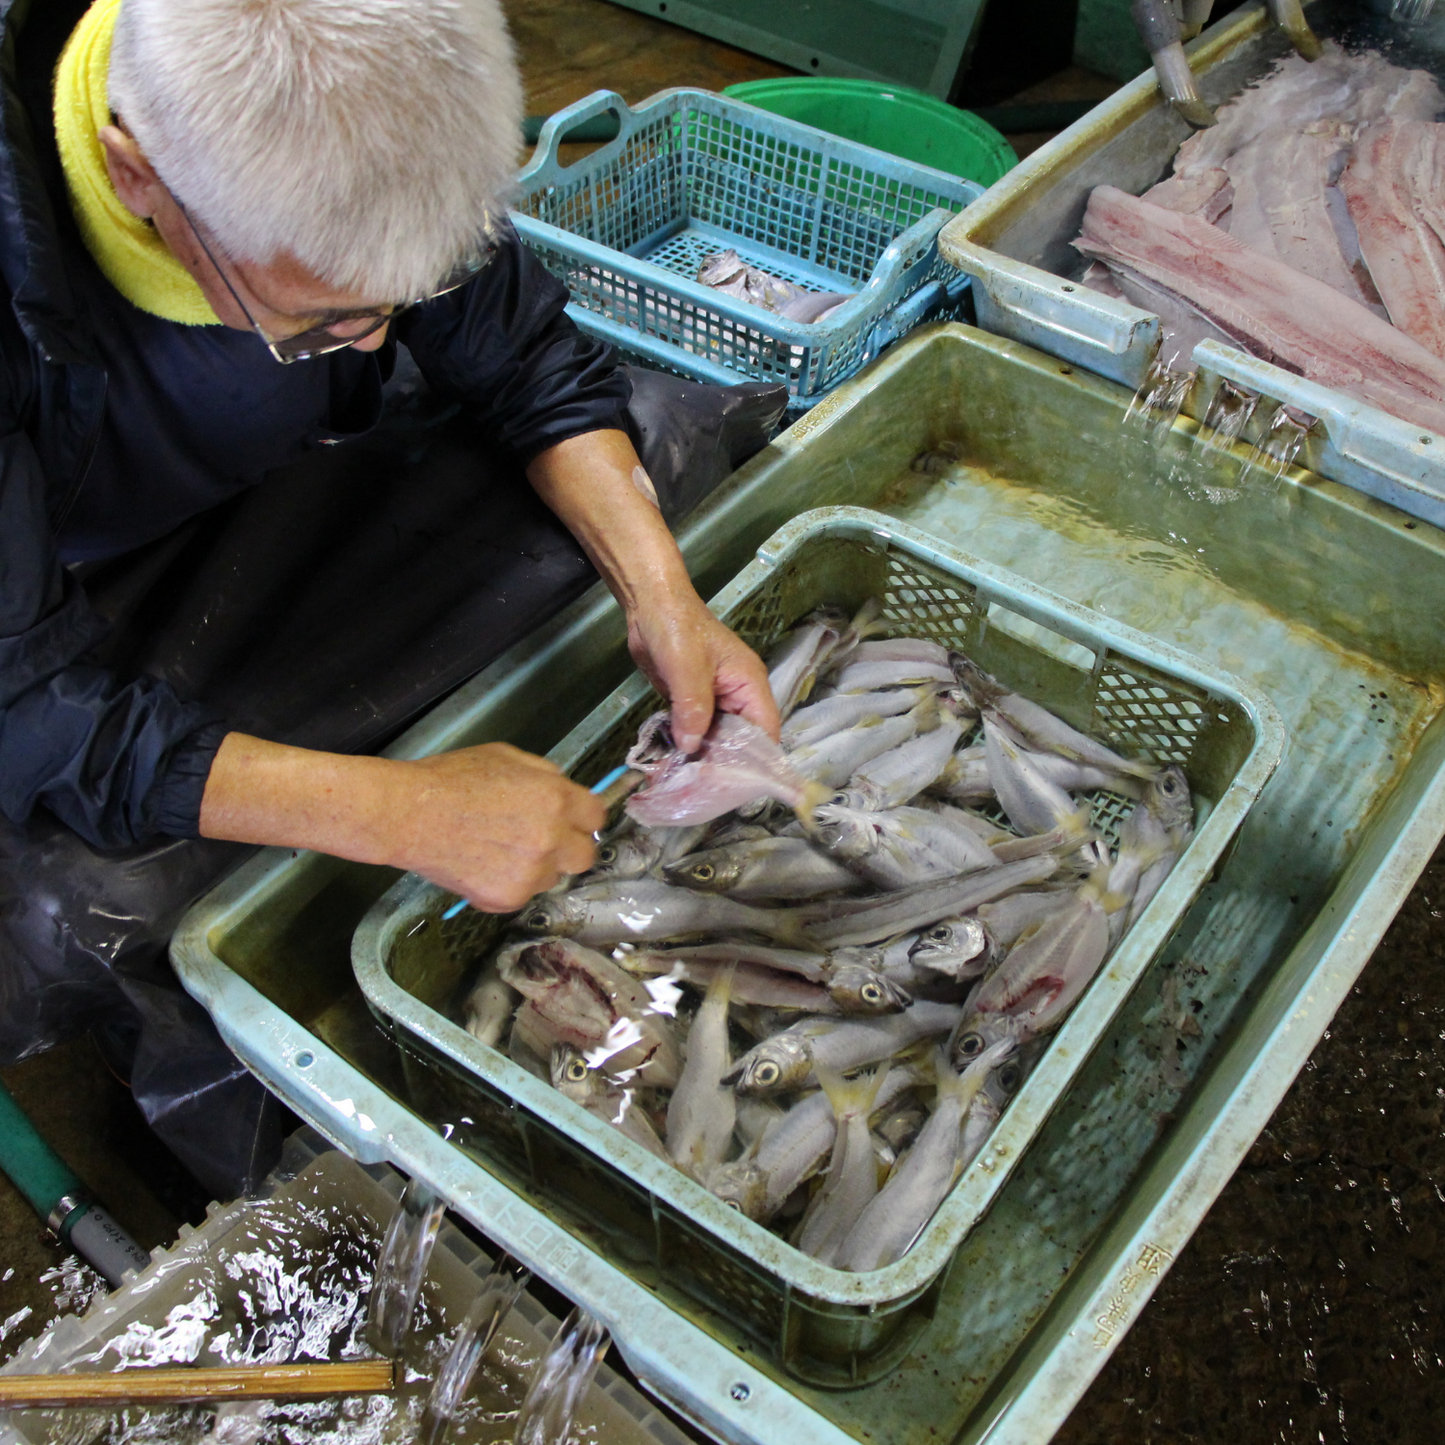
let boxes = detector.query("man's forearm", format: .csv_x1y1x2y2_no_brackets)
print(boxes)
198,732,403,861
526,429,695,613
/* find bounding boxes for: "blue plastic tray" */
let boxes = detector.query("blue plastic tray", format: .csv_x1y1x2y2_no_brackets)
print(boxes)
513,89,981,408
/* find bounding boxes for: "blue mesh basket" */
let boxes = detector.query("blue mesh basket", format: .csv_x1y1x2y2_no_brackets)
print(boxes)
512,89,983,408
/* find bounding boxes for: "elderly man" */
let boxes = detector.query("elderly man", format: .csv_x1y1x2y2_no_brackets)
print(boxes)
1,0,779,1190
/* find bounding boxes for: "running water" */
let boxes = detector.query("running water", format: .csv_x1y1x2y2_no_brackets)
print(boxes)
1390,0,1435,24
1124,361,1194,447
512,1308,610,1445
1239,404,1313,492
421,1256,532,1445
366,1177,447,1358
1192,379,1258,459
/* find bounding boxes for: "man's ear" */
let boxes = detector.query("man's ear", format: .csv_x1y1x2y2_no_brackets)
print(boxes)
97,124,162,220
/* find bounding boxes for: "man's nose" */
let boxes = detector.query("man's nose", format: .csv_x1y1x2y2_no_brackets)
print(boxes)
349,321,390,353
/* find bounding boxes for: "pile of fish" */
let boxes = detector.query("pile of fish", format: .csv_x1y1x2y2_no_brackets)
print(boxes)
696,249,854,324
1076,44,1445,432
463,602,1193,1274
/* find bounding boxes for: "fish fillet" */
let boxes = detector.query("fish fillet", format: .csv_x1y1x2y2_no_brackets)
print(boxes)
1141,167,1233,223
1075,187,1445,436
1342,120,1445,358
1174,44,1443,180
1223,128,1378,309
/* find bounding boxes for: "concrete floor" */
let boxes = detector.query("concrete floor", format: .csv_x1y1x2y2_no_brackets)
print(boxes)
2,2,1443,1442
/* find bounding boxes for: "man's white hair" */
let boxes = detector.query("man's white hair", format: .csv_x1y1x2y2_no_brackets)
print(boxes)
109,0,523,299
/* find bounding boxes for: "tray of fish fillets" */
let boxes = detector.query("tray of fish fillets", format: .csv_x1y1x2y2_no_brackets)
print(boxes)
352,508,1279,1386
940,0,1445,525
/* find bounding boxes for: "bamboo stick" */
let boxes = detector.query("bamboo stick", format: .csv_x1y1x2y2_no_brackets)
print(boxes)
0,1360,398,1409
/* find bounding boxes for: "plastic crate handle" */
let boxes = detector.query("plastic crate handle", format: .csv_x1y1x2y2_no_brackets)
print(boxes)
523,90,636,179
866,263,971,356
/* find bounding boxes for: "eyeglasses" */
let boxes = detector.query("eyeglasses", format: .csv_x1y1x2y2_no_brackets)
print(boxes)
174,199,489,364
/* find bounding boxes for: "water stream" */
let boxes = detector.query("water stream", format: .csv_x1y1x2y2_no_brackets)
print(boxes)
511,1310,610,1445
420,1257,531,1445
367,1179,447,1359
1124,362,1194,447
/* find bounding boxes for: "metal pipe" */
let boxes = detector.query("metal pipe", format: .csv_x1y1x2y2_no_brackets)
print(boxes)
1178,0,1215,40
1131,0,1216,127
0,1080,150,1287
1266,0,1323,58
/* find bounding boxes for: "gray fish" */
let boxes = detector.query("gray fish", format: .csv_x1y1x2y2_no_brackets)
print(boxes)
949,893,1110,1068
550,1044,668,1159
615,952,835,1012
615,940,831,982
801,855,1059,950
463,959,520,1050
975,890,1078,951
813,802,998,891
824,961,912,1015
954,656,1157,782
983,718,1094,843
841,639,952,668
781,686,931,751
709,1065,923,1222
928,746,994,804
836,1040,1015,1273
664,836,862,902
498,938,683,1087
518,879,805,948
796,1063,889,1264
833,714,964,813
766,607,849,716
907,915,997,981
580,829,664,883
1116,764,1194,936
723,1000,963,1096
788,706,931,789
829,657,956,693
667,964,737,1180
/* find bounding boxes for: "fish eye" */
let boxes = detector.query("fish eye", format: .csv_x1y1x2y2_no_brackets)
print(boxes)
693,863,715,882
997,1062,1021,1093
928,925,951,942
722,1199,742,1212
861,983,882,1004
521,909,550,934
566,1059,589,1082
956,1031,985,1059
754,1062,780,1086
597,844,617,866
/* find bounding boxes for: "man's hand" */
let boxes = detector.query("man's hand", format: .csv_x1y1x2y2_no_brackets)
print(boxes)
199,734,604,912
389,743,605,909
527,429,780,754
626,591,779,753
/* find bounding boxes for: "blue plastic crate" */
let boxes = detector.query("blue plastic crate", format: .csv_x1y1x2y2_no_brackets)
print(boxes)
513,89,982,407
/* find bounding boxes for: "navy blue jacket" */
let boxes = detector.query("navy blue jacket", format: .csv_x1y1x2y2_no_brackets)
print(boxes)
0,0,629,849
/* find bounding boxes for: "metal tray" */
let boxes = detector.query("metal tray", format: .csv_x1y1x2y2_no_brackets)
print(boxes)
171,323,1445,1445
350,510,1279,1388
937,0,1445,526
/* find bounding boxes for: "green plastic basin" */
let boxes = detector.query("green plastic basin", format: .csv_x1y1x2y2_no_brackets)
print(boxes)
722,77,1017,187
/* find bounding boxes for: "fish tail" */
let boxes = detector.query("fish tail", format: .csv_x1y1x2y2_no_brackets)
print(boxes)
792,779,833,831
850,596,886,640
815,1059,889,1121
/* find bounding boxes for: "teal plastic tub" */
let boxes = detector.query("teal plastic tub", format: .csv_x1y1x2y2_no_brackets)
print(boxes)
171,323,1445,1445
350,509,1280,1389
722,78,1017,186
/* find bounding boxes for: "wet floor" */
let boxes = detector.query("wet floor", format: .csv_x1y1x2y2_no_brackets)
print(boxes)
1060,836,1445,1444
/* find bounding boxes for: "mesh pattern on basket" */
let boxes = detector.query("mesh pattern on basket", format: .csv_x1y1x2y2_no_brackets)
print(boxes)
513,93,975,402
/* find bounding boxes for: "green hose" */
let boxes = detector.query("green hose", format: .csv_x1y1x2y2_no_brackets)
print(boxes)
0,1079,150,1287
